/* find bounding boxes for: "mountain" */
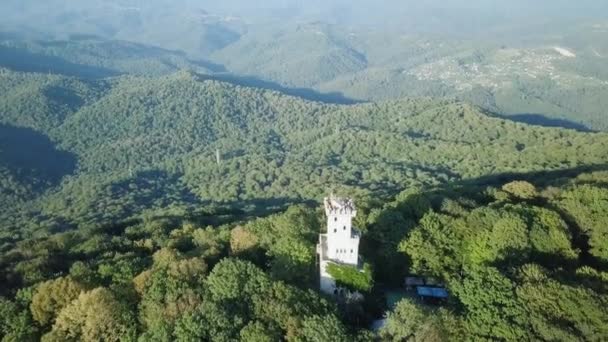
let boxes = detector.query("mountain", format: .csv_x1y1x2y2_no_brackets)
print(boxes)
211,23,368,88
0,1,246,58
210,22,608,131
1,68,608,236
0,37,221,78
2,16,607,131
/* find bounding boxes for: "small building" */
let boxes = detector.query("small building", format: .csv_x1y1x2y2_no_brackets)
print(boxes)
404,275,449,303
416,286,449,304
317,195,360,295
416,286,449,299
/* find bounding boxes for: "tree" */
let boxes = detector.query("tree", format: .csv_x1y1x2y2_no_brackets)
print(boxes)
380,298,435,341
251,281,333,339
30,277,86,326
68,261,99,287
192,227,227,261
206,258,270,302
0,297,38,342
502,181,538,200
399,211,460,278
137,249,207,339
45,288,135,342
467,211,530,265
517,264,608,341
294,315,349,342
173,301,245,342
239,321,281,342
559,185,608,262
365,206,414,284
451,266,529,340
246,206,319,285
525,207,578,261
326,263,374,292
230,226,260,256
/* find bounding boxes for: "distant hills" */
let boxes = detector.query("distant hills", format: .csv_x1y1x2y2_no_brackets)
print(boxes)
207,23,608,132
0,5,606,131
212,24,368,88
0,38,219,77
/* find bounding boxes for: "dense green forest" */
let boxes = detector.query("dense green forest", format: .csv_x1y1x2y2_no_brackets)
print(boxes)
0,16,607,339
377,169,608,341
0,38,217,77
1,163,607,340
1,67,608,239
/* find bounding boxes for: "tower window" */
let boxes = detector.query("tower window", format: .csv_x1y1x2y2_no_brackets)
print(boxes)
333,229,337,233
343,226,346,230
351,249,353,253
334,217,337,222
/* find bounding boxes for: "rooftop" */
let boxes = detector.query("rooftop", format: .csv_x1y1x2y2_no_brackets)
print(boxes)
416,287,449,299
324,195,356,215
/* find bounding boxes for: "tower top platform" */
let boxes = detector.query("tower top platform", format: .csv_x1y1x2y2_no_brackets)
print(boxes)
324,195,356,216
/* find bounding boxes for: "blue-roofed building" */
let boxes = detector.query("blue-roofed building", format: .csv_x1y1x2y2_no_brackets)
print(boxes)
416,286,448,299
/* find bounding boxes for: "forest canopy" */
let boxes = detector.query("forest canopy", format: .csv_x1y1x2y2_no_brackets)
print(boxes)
0,12,607,338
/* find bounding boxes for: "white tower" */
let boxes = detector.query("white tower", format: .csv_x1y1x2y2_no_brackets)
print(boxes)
317,195,361,294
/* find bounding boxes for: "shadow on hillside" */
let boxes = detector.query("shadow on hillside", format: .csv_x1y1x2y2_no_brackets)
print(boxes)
92,163,608,232
190,59,227,73
462,163,608,188
74,167,317,233
0,45,120,78
0,124,77,188
93,188,314,237
500,113,594,132
198,72,361,105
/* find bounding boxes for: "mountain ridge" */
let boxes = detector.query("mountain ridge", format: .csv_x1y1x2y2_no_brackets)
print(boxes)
1,68,607,235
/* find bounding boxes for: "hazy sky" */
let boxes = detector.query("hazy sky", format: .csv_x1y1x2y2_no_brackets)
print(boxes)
3,0,608,22
1,0,607,43
201,0,608,21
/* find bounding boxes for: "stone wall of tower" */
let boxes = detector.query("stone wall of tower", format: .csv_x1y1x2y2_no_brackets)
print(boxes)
326,210,359,265
319,260,336,294
318,195,361,295
324,196,359,266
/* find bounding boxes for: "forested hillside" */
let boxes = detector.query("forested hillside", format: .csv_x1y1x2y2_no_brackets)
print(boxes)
1,1,607,340
377,170,608,341
212,23,608,132
2,1,607,131
3,21,608,131
1,162,607,341
1,68,608,239
0,38,216,77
